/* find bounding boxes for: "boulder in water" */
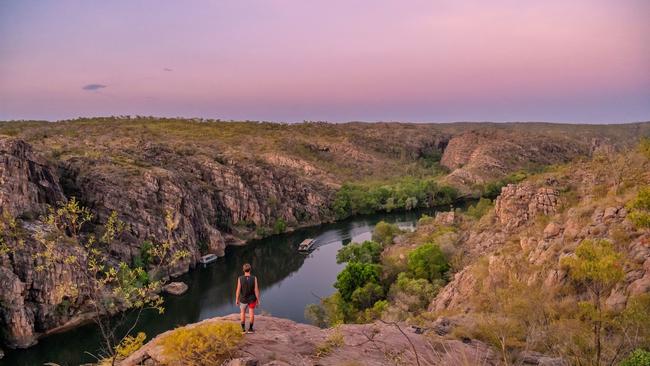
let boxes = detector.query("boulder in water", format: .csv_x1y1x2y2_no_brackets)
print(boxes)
163,282,188,296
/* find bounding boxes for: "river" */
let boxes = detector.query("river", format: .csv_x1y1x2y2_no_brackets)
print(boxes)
1,206,457,365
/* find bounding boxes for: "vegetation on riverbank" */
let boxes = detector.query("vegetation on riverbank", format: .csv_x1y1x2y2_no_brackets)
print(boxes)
306,221,451,327
332,178,458,220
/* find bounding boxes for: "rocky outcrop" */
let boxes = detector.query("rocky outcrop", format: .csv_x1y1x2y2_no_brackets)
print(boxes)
434,211,457,226
431,151,650,317
0,138,65,217
494,183,560,231
122,314,500,366
440,130,592,189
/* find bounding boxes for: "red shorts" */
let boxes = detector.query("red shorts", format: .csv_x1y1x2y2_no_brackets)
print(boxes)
240,300,256,310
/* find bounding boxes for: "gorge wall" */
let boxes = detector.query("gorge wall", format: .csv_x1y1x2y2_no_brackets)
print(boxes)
0,119,648,349
0,136,333,348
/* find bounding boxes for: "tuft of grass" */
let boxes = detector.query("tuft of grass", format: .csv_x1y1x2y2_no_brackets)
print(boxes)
315,328,345,357
160,321,243,366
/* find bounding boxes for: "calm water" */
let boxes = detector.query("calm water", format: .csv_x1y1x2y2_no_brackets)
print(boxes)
2,207,454,366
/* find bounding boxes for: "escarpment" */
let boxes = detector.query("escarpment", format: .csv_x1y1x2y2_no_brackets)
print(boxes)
0,136,336,348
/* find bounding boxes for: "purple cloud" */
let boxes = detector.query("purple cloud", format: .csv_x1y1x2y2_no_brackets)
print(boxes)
82,84,107,91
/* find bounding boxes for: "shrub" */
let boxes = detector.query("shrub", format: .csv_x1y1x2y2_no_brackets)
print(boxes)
115,332,146,359
273,218,287,234
466,197,493,219
334,262,381,302
561,239,624,366
481,171,528,199
357,300,388,323
161,321,243,366
627,186,650,229
388,273,438,313
372,221,402,246
417,214,434,226
197,240,208,255
639,137,650,159
351,282,384,310
561,239,624,298
139,241,153,268
337,240,382,264
407,243,449,283
620,349,650,366
305,292,356,327
315,328,345,357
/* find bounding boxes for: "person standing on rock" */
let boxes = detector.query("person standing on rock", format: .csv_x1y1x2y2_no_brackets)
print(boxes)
235,263,260,333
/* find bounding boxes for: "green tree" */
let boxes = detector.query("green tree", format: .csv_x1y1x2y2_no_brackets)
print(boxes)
372,221,402,246
334,262,381,302
351,282,384,310
466,197,493,219
336,240,382,264
388,273,438,312
407,243,449,283
627,186,650,229
561,239,624,366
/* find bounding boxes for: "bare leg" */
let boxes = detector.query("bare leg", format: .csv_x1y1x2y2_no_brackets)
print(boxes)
249,307,255,330
240,306,246,331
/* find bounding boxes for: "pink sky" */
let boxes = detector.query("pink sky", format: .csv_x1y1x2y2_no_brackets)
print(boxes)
0,0,648,122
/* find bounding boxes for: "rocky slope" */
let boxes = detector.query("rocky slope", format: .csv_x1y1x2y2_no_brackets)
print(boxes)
420,147,650,364
431,156,650,314
0,118,648,350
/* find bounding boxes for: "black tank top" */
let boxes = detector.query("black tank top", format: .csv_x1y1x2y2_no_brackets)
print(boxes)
239,275,257,303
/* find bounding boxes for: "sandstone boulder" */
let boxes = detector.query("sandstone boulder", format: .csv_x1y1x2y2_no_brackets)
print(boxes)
543,222,562,239
434,211,457,226
517,350,568,366
494,183,560,231
162,282,188,296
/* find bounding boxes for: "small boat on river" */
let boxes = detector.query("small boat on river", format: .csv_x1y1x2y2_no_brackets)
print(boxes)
199,254,218,266
298,238,316,252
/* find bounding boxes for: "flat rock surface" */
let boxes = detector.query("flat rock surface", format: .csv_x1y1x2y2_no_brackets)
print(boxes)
121,314,499,366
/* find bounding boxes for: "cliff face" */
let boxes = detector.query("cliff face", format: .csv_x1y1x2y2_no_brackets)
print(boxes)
0,138,94,347
0,136,334,348
61,146,333,266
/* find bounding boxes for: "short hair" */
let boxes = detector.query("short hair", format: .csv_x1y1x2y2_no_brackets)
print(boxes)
243,263,251,272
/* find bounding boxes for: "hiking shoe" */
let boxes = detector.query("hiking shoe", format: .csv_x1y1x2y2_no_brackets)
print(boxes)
247,328,255,334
